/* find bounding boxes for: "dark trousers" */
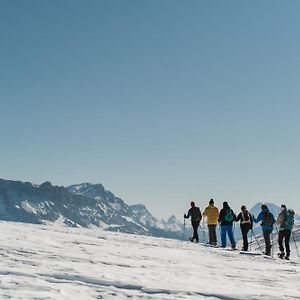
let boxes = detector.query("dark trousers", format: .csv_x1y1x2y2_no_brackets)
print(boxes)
278,230,291,256
263,230,272,255
241,225,251,251
208,224,217,245
191,221,200,242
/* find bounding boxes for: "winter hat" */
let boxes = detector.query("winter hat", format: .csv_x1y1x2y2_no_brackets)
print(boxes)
209,199,214,205
261,204,268,210
281,204,287,210
241,205,246,211
190,201,195,207
223,202,229,208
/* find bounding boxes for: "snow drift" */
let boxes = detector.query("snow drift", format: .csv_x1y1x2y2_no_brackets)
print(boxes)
0,221,299,299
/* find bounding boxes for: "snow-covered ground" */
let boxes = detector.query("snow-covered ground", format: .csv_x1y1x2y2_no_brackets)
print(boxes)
0,221,299,299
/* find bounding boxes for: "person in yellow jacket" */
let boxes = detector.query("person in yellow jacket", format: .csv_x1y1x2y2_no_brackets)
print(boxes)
203,199,219,245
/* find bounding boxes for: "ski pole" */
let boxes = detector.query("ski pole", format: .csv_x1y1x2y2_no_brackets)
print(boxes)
251,229,263,253
233,221,236,242
271,230,274,258
183,217,186,241
218,224,222,247
199,224,205,243
202,218,206,243
291,231,300,257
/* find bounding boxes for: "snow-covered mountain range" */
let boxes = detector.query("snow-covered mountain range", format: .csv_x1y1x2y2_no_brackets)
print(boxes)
1,178,298,243
0,179,183,239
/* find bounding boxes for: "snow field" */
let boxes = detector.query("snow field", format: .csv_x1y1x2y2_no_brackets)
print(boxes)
0,221,299,299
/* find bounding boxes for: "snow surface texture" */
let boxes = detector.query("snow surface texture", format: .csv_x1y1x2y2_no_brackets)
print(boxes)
0,221,299,300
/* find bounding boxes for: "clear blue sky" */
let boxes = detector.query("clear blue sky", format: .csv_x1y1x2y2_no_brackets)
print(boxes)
1,1,300,219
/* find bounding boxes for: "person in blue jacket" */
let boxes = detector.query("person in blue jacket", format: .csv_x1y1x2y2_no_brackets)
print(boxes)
253,204,276,256
218,202,236,249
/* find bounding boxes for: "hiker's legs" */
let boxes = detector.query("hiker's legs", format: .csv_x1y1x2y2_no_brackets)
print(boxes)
241,227,249,251
192,221,199,242
208,225,217,245
278,230,285,253
227,225,235,248
285,230,291,257
208,225,213,244
212,224,217,245
263,230,272,255
221,226,227,247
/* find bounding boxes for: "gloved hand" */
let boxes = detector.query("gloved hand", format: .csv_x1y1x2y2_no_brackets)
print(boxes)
184,214,187,218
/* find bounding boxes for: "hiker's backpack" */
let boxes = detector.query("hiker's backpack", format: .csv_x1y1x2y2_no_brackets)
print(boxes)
193,207,202,222
241,211,251,224
282,209,295,230
262,211,274,226
224,209,234,222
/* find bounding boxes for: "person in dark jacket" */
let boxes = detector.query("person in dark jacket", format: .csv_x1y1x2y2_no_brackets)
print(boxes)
253,204,276,256
236,205,253,251
218,202,236,249
184,201,202,242
277,204,294,260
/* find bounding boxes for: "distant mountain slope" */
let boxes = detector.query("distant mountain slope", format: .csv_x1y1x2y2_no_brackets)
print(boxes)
250,202,300,221
68,183,184,239
0,179,183,239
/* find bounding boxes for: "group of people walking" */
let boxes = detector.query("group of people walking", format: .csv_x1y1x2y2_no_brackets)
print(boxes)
184,199,296,260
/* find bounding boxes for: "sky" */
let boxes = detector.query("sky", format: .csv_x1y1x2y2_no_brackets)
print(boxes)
1,1,300,220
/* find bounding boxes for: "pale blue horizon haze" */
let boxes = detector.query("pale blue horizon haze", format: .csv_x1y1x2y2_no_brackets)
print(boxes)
1,1,300,220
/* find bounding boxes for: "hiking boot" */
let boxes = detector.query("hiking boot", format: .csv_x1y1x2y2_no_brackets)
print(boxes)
278,252,285,259
285,255,290,260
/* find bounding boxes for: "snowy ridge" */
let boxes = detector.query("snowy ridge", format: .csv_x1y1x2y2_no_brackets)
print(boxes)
0,179,183,240
0,221,299,299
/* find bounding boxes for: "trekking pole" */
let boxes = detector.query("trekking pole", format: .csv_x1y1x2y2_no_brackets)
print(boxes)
199,224,205,243
233,221,236,236
218,224,222,247
251,229,263,253
202,218,206,243
291,231,300,257
275,227,279,256
271,230,274,258
183,217,186,241
250,229,253,251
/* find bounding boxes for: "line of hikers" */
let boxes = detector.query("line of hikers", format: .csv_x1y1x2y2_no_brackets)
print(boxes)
184,199,297,260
